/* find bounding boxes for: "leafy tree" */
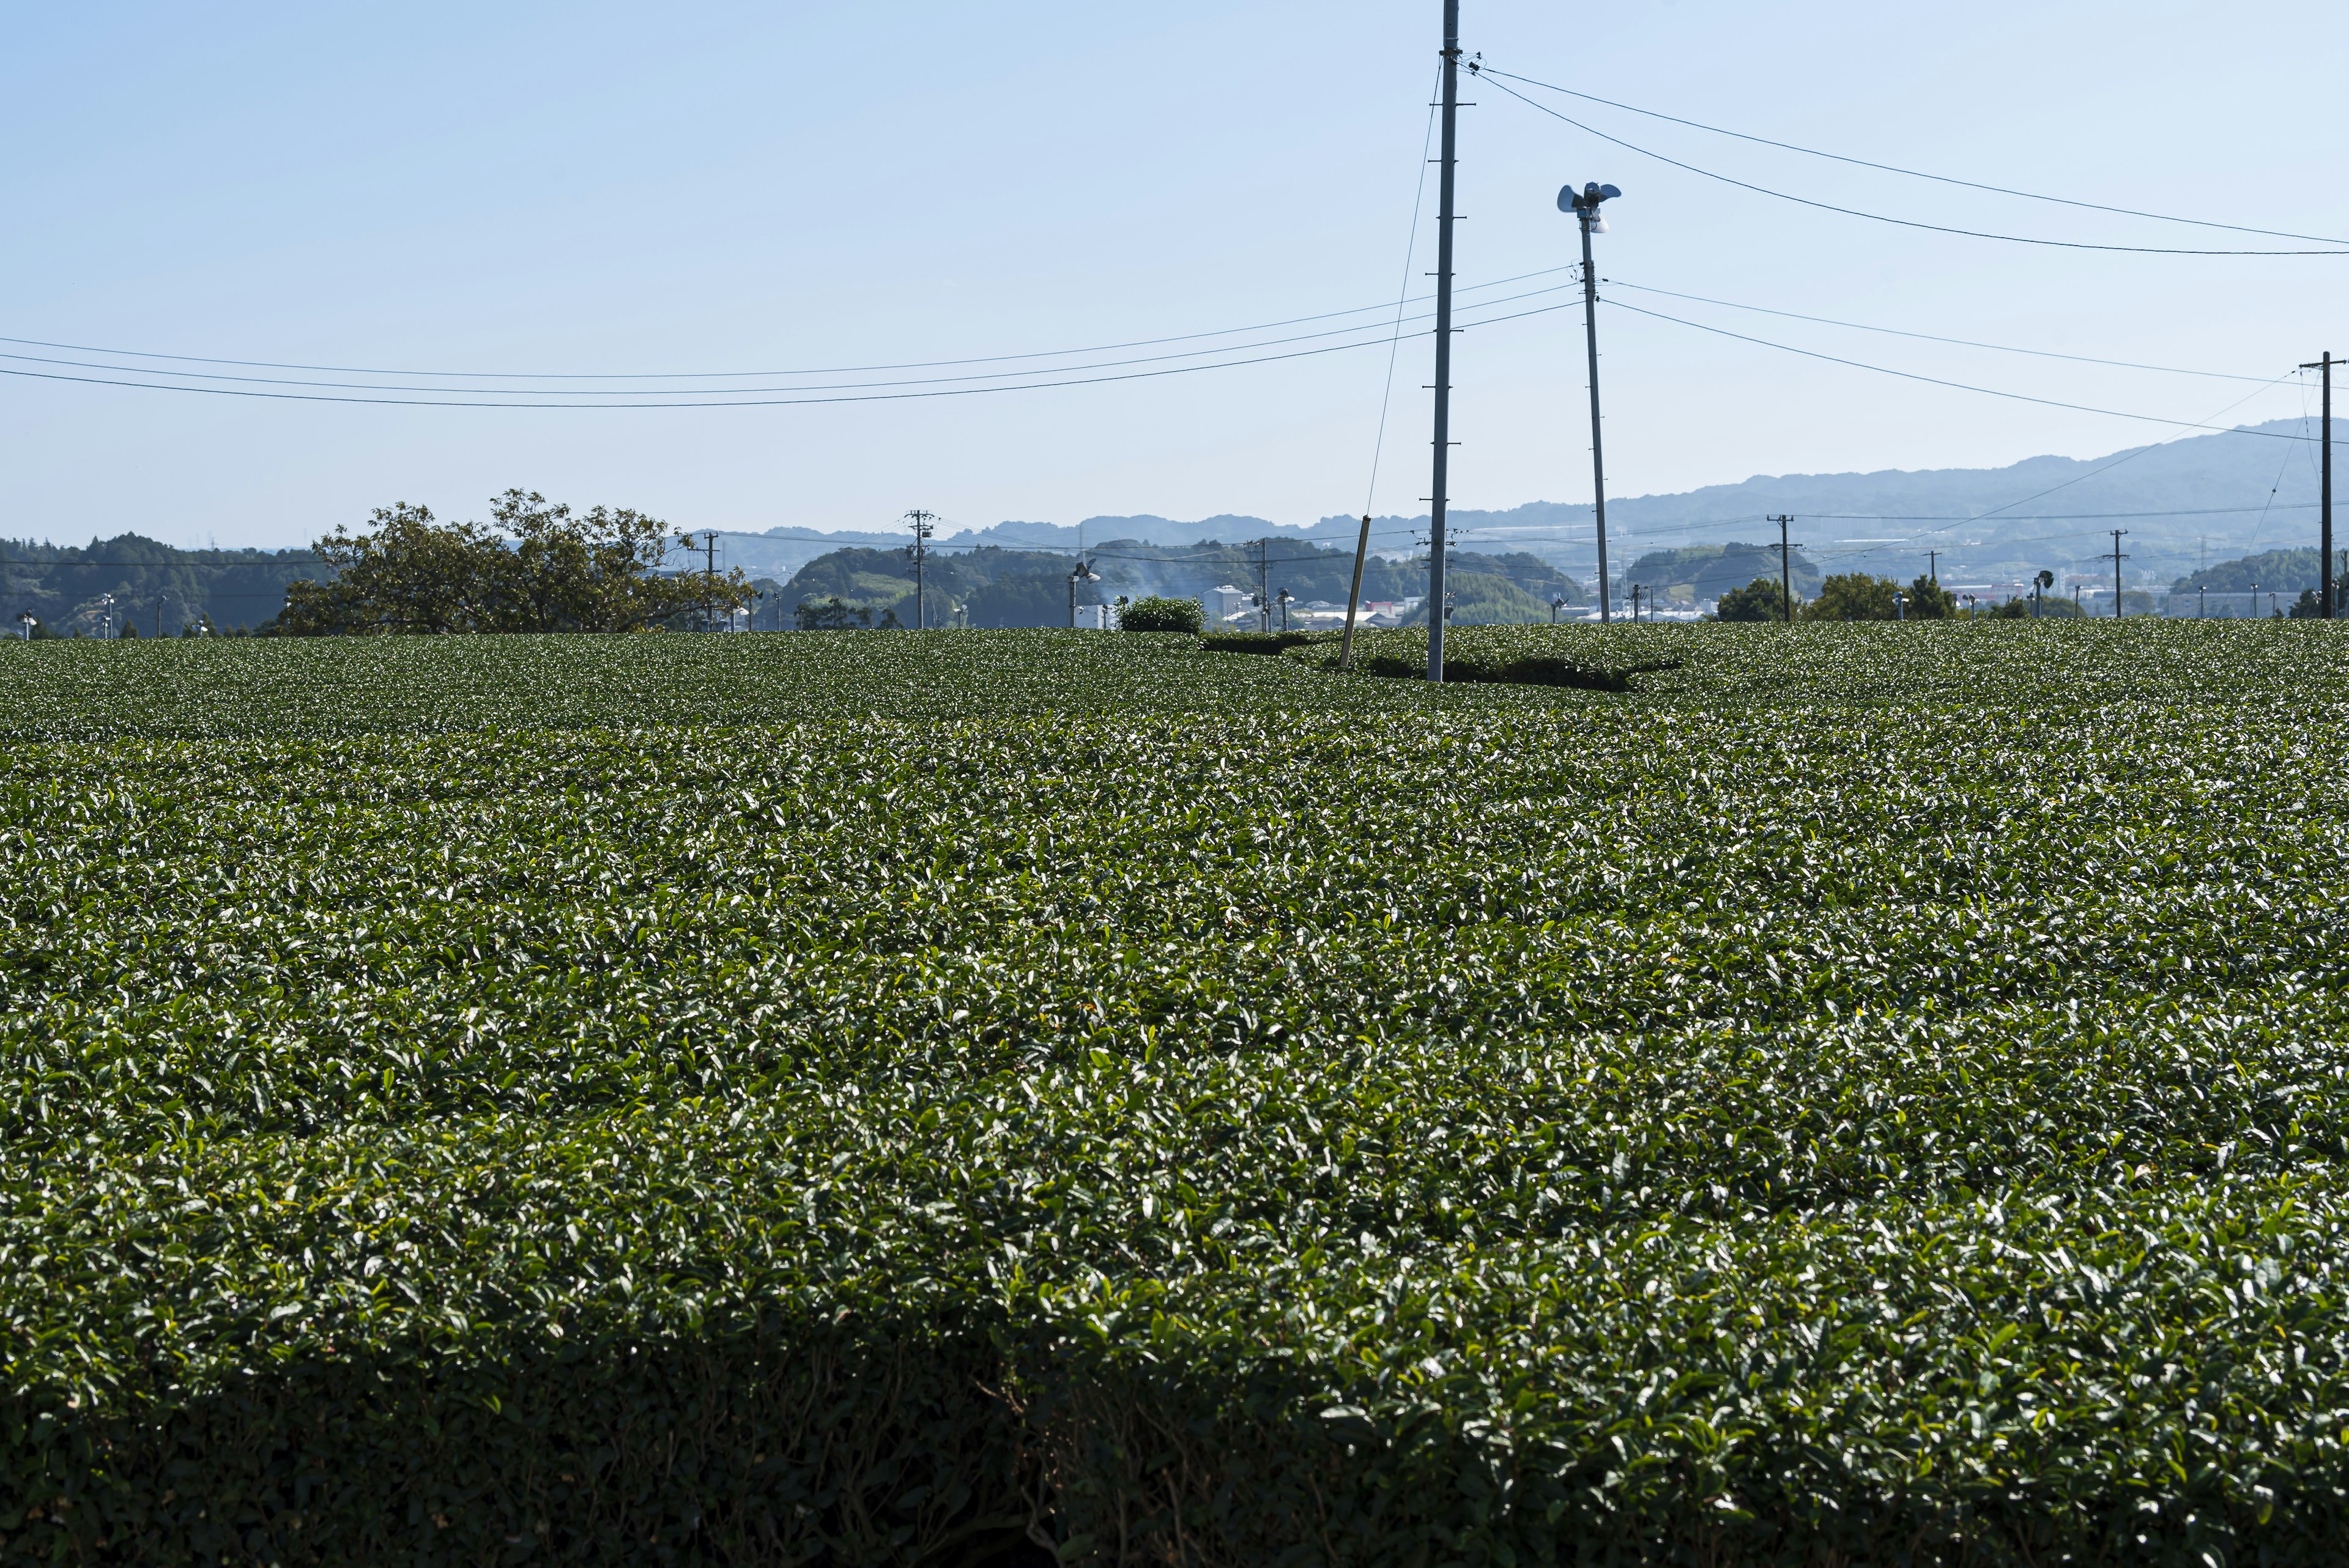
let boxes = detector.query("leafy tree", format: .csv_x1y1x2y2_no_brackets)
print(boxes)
875,606,906,630
119,622,139,638
2290,588,2323,619
795,596,872,631
1905,575,1957,619
1119,595,1204,634
1715,576,1789,622
488,490,732,632
1800,573,1900,622
281,494,740,634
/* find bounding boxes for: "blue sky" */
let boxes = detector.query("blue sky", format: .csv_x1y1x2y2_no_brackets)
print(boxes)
2,0,2344,549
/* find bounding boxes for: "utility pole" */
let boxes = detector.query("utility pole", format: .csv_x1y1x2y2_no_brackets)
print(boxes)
1340,515,1373,671
2303,352,2334,619
2109,530,2129,619
1256,539,1271,632
680,532,717,630
1565,181,1620,623
1926,549,1939,585
1768,515,1800,623
1425,0,1461,682
903,509,938,630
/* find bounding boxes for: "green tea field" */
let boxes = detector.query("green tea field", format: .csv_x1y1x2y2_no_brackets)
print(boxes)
5,623,2347,1564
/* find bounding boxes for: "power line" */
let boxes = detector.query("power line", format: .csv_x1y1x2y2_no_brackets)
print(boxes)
0,267,1585,385
1364,60,1443,520
1603,280,2278,382
0,282,1589,399
1472,65,2349,249
1471,66,2349,256
1603,296,2315,439
0,292,1601,411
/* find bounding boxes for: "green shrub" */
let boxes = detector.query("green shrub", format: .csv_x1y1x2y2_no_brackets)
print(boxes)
1115,594,1203,634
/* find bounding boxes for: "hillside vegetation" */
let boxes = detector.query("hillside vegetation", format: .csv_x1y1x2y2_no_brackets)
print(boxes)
4,623,2348,1564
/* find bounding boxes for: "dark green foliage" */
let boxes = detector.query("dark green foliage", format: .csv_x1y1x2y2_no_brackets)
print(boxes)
280,491,745,634
2173,546,2321,594
1715,575,1790,623
1906,573,1958,618
1800,571,1901,621
1116,595,1203,634
795,595,873,631
5,625,2349,1562
0,532,315,636
962,570,1079,629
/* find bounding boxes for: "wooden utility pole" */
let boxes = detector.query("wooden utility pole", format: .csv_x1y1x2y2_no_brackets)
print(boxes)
2109,530,2129,619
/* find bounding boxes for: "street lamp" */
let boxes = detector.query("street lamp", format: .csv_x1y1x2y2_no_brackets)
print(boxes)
14,611,32,641
1276,587,1293,632
1549,593,1567,625
1894,589,1906,622
97,593,115,639
1559,179,1621,623
1067,559,1100,628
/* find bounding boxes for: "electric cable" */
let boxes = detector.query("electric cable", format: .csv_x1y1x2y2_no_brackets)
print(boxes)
1362,62,1442,518
1602,280,2277,382
1473,67,2349,256
0,268,1583,385
1603,296,2313,439
0,292,1600,409
1474,65,2349,249
0,282,1587,399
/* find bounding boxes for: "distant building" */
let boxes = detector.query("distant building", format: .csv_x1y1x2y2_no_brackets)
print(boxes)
1209,584,1253,622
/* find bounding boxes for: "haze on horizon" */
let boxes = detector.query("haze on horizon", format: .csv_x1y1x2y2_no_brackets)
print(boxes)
2,0,2344,552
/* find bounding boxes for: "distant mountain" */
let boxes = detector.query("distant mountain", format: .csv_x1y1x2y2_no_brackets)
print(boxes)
722,418,2339,593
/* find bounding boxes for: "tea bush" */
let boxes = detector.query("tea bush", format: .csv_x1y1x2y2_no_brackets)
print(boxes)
4,623,2348,1564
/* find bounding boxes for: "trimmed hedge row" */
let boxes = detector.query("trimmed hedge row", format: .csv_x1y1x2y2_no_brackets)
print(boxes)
6,628,2349,1561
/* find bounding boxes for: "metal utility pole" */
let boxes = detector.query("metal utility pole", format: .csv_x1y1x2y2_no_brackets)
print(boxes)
903,509,938,630
2303,352,2334,618
2109,530,2129,619
1562,180,1620,623
1425,0,1461,682
1768,515,1800,623
1339,515,1373,671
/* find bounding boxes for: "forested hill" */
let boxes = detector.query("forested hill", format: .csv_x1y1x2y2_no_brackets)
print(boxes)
2,535,324,634
779,540,1582,627
2171,547,2325,593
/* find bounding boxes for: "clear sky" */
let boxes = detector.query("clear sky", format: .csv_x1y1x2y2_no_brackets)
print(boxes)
2,0,2345,550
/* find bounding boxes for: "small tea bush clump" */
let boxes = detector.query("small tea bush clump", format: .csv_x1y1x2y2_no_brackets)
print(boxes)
4,622,2349,1564
1115,594,1203,634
